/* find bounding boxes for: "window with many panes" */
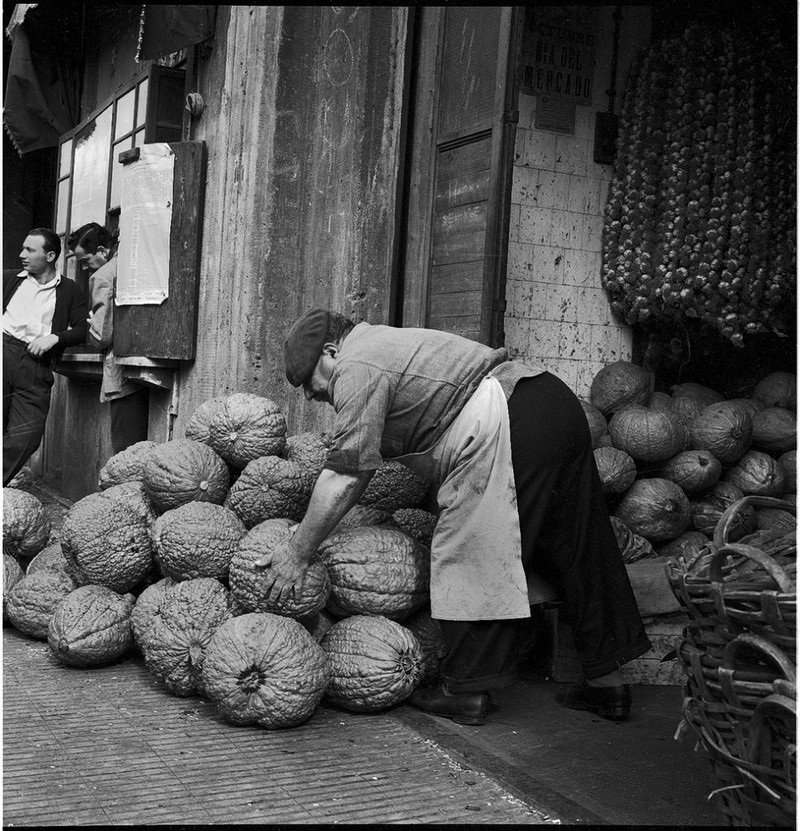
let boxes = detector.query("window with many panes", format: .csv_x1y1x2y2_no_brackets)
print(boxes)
54,64,184,288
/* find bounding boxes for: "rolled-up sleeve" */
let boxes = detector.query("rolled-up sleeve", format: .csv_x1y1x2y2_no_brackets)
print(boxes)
324,363,391,474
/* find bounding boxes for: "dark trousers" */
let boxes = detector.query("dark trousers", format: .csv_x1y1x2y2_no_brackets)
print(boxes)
3,334,54,485
109,386,150,455
438,372,652,693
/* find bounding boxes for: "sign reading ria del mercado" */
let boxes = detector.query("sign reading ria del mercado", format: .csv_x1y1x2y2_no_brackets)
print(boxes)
524,18,597,106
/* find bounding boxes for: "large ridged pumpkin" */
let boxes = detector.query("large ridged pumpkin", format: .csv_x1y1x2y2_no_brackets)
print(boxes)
204,393,287,468
609,516,654,563
337,505,397,532
321,615,423,712
283,432,332,481
593,447,637,495
656,531,710,560
5,570,78,639
688,401,753,464
608,405,685,463
753,372,796,410
139,578,232,696
143,440,230,514
754,508,796,534
647,391,673,411
392,508,437,548
26,543,69,576
671,382,724,408
751,408,796,456
229,518,330,619
614,478,691,543
667,395,705,426
359,461,431,512
403,609,447,685
3,488,51,563
301,608,338,643
658,450,722,494
690,482,755,540
723,450,786,496
589,361,654,416
47,586,134,667
580,400,608,447
61,486,154,593
98,441,158,490
130,576,175,650
3,553,25,621
152,502,245,582
201,612,331,728
225,456,313,528
725,398,766,418
320,527,430,621
184,396,227,444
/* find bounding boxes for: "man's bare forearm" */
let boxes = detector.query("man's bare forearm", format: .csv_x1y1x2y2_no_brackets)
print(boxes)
291,468,375,559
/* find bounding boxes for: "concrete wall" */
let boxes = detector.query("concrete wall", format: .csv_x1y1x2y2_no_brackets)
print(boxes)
33,6,410,499
504,6,651,396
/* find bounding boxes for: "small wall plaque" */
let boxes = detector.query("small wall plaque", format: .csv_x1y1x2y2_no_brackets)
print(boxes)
534,96,576,135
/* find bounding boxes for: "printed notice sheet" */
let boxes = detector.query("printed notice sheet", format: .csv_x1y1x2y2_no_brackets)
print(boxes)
116,143,174,305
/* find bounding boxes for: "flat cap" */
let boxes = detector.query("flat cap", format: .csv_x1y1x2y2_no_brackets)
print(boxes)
284,308,330,387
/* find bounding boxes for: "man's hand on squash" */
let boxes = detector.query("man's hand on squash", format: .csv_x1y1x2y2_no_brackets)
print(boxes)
256,537,309,607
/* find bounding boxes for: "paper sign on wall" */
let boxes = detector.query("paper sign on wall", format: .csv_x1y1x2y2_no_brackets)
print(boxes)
116,143,174,305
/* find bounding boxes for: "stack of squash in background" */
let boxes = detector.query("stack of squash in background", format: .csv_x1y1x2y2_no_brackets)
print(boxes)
584,361,796,563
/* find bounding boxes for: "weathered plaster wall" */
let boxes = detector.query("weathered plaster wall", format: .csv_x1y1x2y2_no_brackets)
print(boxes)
174,5,409,440
505,6,651,396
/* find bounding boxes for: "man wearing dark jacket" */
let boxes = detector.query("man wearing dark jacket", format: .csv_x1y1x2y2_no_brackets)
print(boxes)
3,228,88,484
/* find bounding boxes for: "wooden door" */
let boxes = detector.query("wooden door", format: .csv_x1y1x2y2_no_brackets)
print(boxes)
400,6,522,346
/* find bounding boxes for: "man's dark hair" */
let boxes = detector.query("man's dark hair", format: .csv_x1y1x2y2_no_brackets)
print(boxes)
67,222,113,255
325,311,355,344
28,227,61,260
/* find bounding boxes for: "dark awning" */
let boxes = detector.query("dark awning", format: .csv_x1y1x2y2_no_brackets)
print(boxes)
3,3,77,154
136,5,217,61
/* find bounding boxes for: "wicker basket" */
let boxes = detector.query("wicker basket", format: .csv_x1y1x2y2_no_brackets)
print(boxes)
684,683,796,827
667,497,796,663
667,496,796,826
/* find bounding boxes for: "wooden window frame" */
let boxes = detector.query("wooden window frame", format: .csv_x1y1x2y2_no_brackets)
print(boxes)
53,64,185,287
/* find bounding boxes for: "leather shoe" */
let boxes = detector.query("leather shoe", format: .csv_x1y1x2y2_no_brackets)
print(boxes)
410,685,490,725
556,681,632,722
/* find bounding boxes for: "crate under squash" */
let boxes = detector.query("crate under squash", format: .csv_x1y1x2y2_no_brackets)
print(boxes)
548,610,687,686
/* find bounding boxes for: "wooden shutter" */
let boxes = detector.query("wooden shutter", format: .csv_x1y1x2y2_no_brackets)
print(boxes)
401,6,521,346
114,140,206,359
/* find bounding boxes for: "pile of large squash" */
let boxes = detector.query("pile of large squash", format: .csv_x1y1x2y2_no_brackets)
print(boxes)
585,362,796,563
2,392,446,730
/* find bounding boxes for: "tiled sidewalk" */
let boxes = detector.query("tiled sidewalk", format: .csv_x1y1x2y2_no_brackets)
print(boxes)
3,628,557,826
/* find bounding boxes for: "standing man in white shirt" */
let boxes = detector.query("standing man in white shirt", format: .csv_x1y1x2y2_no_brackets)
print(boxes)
3,227,88,484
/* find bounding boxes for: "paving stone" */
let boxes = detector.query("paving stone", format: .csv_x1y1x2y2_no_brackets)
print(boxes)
3,628,551,825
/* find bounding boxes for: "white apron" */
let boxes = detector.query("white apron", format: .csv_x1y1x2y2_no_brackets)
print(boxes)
395,375,530,621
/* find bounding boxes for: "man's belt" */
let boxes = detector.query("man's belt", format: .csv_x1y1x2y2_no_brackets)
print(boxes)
3,332,29,348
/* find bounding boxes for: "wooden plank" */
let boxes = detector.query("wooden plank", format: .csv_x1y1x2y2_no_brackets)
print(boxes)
431,202,487,265
429,289,482,318
115,140,207,359
400,7,445,328
437,7,501,139
434,168,490,212
430,261,483,294
427,314,482,337
436,135,492,181
433,201,486,236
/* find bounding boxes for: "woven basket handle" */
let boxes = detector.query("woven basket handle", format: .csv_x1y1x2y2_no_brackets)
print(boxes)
747,691,797,769
721,633,797,682
713,496,796,549
707,542,794,591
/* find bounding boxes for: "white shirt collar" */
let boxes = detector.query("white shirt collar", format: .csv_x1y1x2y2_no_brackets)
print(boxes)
17,268,62,288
